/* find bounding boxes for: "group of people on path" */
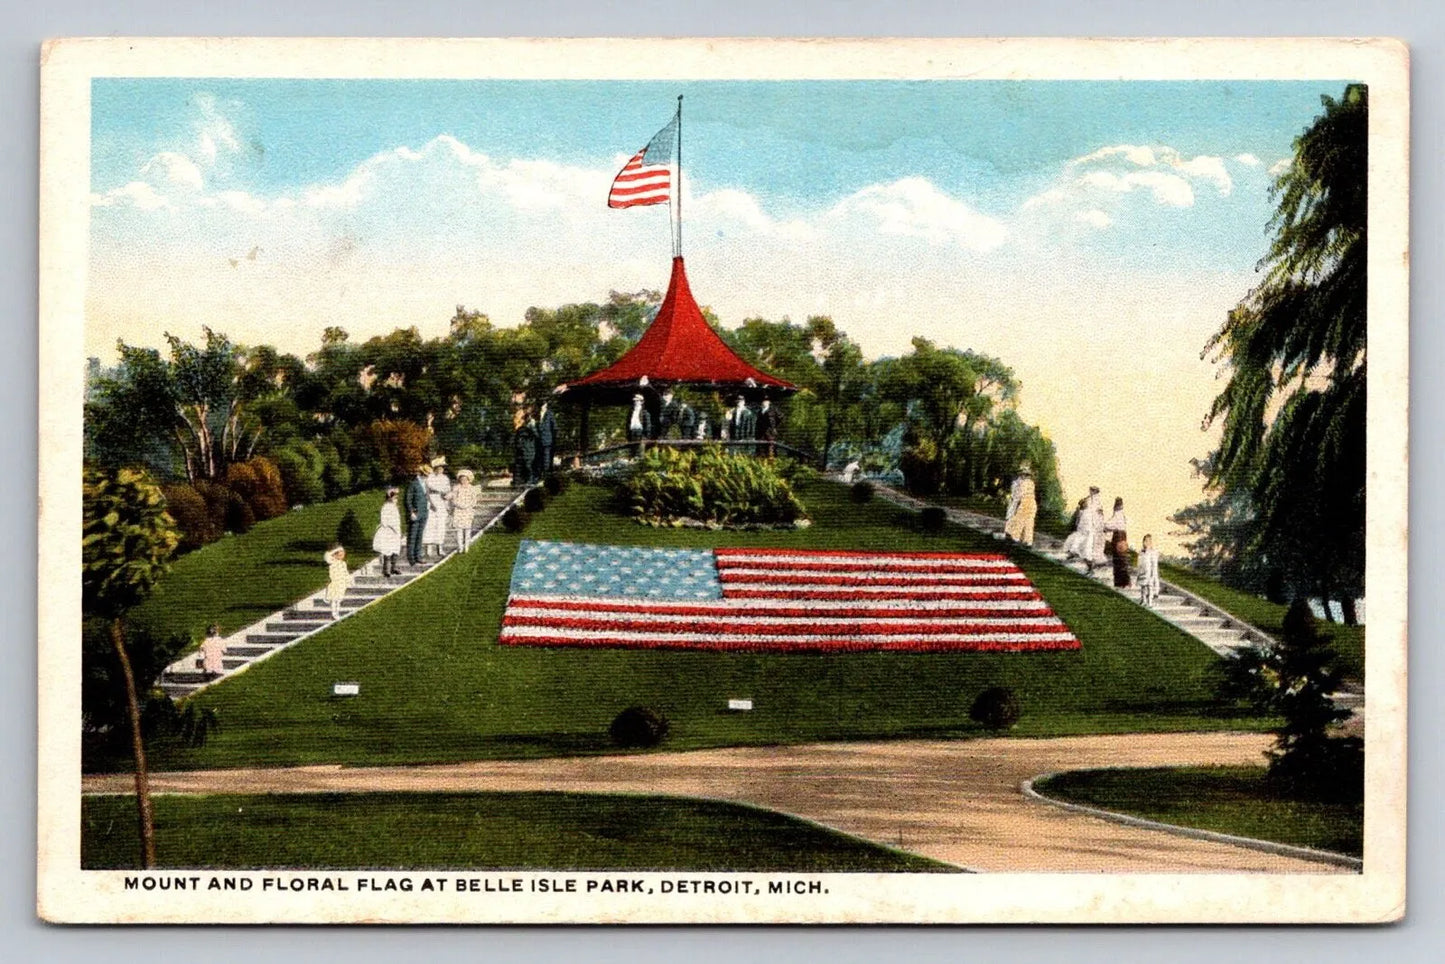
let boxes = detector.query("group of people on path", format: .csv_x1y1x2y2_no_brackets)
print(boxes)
512,402,558,486
365,456,485,585
1059,486,1161,605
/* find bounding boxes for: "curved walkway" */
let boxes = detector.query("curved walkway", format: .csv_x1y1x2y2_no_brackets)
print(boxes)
82,732,1349,874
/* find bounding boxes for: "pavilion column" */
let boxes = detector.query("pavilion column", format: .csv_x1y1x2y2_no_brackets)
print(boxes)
578,398,591,464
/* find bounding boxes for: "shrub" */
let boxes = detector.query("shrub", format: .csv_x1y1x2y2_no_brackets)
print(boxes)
321,459,353,500
969,687,1022,731
361,419,433,483
272,446,325,506
620,446,807,527
522,487,546,513
609,706,670,749
544,473,569,497
161,483,221,552
920,505,947,532
500,506,530,533
224,493,255,535
850,480,875,504
226,457,288,521
336,508,367,550
192,480,235,535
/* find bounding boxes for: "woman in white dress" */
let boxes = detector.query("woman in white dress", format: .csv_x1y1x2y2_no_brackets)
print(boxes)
422,456,451,557
1002,467,1037,546
372,487,402,578
449,469,480,552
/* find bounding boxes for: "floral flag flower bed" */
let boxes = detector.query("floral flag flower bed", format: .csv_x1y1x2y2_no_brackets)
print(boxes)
499,541,1080,653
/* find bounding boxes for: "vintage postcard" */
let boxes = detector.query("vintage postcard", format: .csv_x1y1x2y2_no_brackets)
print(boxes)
38,37,1408,924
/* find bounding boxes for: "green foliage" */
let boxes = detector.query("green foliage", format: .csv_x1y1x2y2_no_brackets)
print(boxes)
335,508,367,550
969,686,1022,731
1214,600,1360,799
1201,84,1367,615
271,444,326,506
850,480,875,504
620,446,807,527
500,506,530,533
522,487,546,513
81,619,192,768
609,706,671,749
82,467,179,619
544,473,569,497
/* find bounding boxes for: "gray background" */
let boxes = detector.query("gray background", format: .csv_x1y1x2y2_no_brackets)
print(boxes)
6,0,1439,958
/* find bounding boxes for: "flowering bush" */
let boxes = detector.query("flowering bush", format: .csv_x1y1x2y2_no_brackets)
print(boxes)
619,446,807,528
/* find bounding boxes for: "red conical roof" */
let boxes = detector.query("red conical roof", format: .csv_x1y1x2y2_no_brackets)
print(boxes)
564,257,796,397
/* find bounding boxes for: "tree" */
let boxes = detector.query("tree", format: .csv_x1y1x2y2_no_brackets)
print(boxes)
81,467,180,867
1202,84,1367,623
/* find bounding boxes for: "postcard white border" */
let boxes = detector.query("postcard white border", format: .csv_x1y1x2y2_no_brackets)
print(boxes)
37,36,1409,924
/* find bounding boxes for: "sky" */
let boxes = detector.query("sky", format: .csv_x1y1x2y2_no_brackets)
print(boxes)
86,78,1349,554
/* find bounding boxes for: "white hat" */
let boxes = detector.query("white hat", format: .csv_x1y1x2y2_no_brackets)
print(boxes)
632,393,645,402
431,456,447,468
456,469,475,482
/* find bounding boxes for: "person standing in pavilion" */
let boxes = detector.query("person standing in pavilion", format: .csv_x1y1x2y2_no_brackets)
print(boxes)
404,463,430,567
1003,465,1037,547
626,393,652,455
757,397,782,458
725,395,756,454
659,388,683,439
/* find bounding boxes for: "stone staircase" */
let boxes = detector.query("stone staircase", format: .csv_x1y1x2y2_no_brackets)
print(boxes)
871,484,1276,656
159,485,531,700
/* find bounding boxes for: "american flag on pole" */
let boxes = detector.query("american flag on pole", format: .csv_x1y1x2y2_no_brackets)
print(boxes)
500,541,1080,653
608,114,678,209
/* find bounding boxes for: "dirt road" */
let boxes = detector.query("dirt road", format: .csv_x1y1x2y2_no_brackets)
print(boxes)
82,732,1348,873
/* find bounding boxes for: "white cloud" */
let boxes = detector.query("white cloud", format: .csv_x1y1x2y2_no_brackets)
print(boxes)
1079,169,1195,207
1268,157,1293,176
1162,151,1231,196
1074,209,1111,229
1234,153,1261,166
829,177,1007,251
91,180,172,211
140,151,204,191
1071,144,1157,168
193,92,241,165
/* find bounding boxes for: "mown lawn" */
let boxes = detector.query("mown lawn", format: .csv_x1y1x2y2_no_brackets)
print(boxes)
131,479,1264,772
1034,766,1363,858
82,792,954,872
1161,564,1365,683
129,490,387,645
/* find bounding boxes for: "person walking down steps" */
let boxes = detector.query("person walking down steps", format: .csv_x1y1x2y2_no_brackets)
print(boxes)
423,456,451,559
405,463,430,567
1003,465,1037,547
450,469,479,553
373,487,403,578
323,545,352,620
1104,497,1131,588
200,623,226,679
1137,534,1161,607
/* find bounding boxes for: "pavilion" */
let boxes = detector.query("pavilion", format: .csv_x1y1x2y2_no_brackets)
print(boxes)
554,256,797,456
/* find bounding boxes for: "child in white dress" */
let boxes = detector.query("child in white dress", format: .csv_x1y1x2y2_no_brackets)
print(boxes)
1136,534,1161,607
324,546,351,619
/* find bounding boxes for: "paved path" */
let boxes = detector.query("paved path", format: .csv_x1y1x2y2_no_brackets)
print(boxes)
83,733,1348,874
160,483,533,700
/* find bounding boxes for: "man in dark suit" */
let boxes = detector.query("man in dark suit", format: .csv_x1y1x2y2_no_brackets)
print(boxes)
677,400,697,443
658,389,683,439
513,413,539,485
757,397,782,458
534,402,557,480
626,393,652,454
404,464,430,566
725,395,756,455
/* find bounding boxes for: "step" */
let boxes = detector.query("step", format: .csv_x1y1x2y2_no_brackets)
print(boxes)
225,645,277,658
353,575,416,587
344,586,391,597
160,682,201,699
267,620,328,633
245,633,303,646
163,671,211,685
221,657,251,670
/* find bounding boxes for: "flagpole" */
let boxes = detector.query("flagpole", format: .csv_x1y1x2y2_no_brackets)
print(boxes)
675,94,683,257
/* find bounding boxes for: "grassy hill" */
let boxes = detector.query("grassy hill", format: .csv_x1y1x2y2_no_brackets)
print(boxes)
129,489,386,645
141,479,1263,771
